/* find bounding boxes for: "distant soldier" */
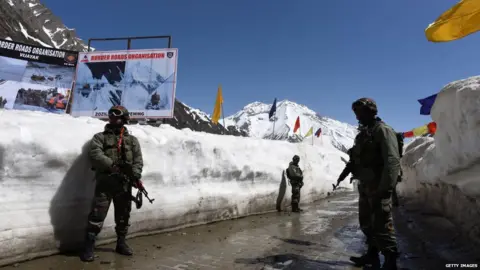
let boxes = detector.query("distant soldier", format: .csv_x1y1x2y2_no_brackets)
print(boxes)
80,105,144,262
285,155,304,212
349,98,400,270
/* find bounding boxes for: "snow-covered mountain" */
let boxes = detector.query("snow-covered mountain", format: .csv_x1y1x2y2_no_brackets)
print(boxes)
0,0,90,51
225,100,357,152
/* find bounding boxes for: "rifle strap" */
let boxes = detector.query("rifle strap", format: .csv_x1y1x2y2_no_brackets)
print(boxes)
117,127,125,155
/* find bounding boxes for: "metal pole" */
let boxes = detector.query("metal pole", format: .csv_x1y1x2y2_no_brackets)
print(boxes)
127,38,131,50
87,39,91,52
221,102,226,133
271,113,276,139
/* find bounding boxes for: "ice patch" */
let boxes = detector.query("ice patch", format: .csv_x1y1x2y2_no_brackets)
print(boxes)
316,209,346,216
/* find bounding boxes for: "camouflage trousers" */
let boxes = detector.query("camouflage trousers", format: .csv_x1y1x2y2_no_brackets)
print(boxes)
86,185,132,237
358,184,397,253
358,184,373,245
291,182,302,204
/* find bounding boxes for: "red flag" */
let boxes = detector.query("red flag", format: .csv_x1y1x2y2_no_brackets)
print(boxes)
314,128,322,137
427,122,437,134
293,116,300,133
403,131,414,138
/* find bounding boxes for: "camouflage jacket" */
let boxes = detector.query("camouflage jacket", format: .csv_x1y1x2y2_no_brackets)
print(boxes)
287,162,303,182
89,124,144,184
350,119,400,197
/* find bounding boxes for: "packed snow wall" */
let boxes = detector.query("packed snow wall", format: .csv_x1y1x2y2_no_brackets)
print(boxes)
0,110,349,266
398,75,480,245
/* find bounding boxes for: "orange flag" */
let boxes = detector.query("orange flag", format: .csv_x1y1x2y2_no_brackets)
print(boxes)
427,122,437,134
293,116,300,133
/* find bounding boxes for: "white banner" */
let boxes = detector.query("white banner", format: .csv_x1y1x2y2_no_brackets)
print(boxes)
70,48,178,119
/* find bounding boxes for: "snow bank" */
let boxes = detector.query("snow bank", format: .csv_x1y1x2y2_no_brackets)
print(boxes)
398,75,480,245
0,110,349,266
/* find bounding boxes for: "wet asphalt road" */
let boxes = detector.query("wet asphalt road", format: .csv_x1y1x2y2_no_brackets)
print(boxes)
2,191,479,270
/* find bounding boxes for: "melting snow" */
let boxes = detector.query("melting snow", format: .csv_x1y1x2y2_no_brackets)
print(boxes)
0,109,350,264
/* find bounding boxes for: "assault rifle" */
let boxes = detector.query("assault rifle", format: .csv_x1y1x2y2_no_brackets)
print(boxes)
115,161,155,209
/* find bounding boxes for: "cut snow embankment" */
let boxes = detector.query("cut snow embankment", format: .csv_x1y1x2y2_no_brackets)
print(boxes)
398,75,480,245
0,110,350,266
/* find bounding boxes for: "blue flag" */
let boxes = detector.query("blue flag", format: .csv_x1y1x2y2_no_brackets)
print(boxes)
418,94,437,115
269,98,277,119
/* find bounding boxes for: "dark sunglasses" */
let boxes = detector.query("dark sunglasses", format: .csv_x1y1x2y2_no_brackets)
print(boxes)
109,109,124,117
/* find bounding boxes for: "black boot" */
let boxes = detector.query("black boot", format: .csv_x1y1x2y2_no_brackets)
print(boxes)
291,203,300,212
381,251,398,270
80,232,96,262
350,246,380,268
115,236,133,256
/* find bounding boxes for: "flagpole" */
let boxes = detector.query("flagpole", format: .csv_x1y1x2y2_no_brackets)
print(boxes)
221,102,226,130
271,112,276,139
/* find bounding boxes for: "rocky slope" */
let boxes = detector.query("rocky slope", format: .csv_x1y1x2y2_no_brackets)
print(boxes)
0,0,89,51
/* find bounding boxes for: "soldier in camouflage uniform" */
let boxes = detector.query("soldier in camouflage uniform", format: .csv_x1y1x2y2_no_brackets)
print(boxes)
286,155,304,212
337,130,375,249
349,98,400,270
80,105,144,262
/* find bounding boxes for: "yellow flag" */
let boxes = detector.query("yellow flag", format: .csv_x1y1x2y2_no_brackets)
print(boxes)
425,0,480,42
412,124,429,137
211,85,223,124
304,127,313,137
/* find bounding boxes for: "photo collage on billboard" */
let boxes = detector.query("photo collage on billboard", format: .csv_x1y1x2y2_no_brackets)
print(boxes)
71,48,178,119
0,39,78,114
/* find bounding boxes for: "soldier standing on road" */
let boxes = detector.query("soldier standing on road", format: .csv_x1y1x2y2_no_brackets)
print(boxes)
286,155,304,212
80,105,144,262
337,130,375,248
349,98,400,270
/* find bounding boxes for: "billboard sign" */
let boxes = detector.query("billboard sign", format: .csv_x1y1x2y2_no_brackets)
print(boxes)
0,38,78,113
70,48,178,119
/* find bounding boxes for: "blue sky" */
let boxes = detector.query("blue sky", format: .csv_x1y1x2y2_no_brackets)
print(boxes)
44,0,480,132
